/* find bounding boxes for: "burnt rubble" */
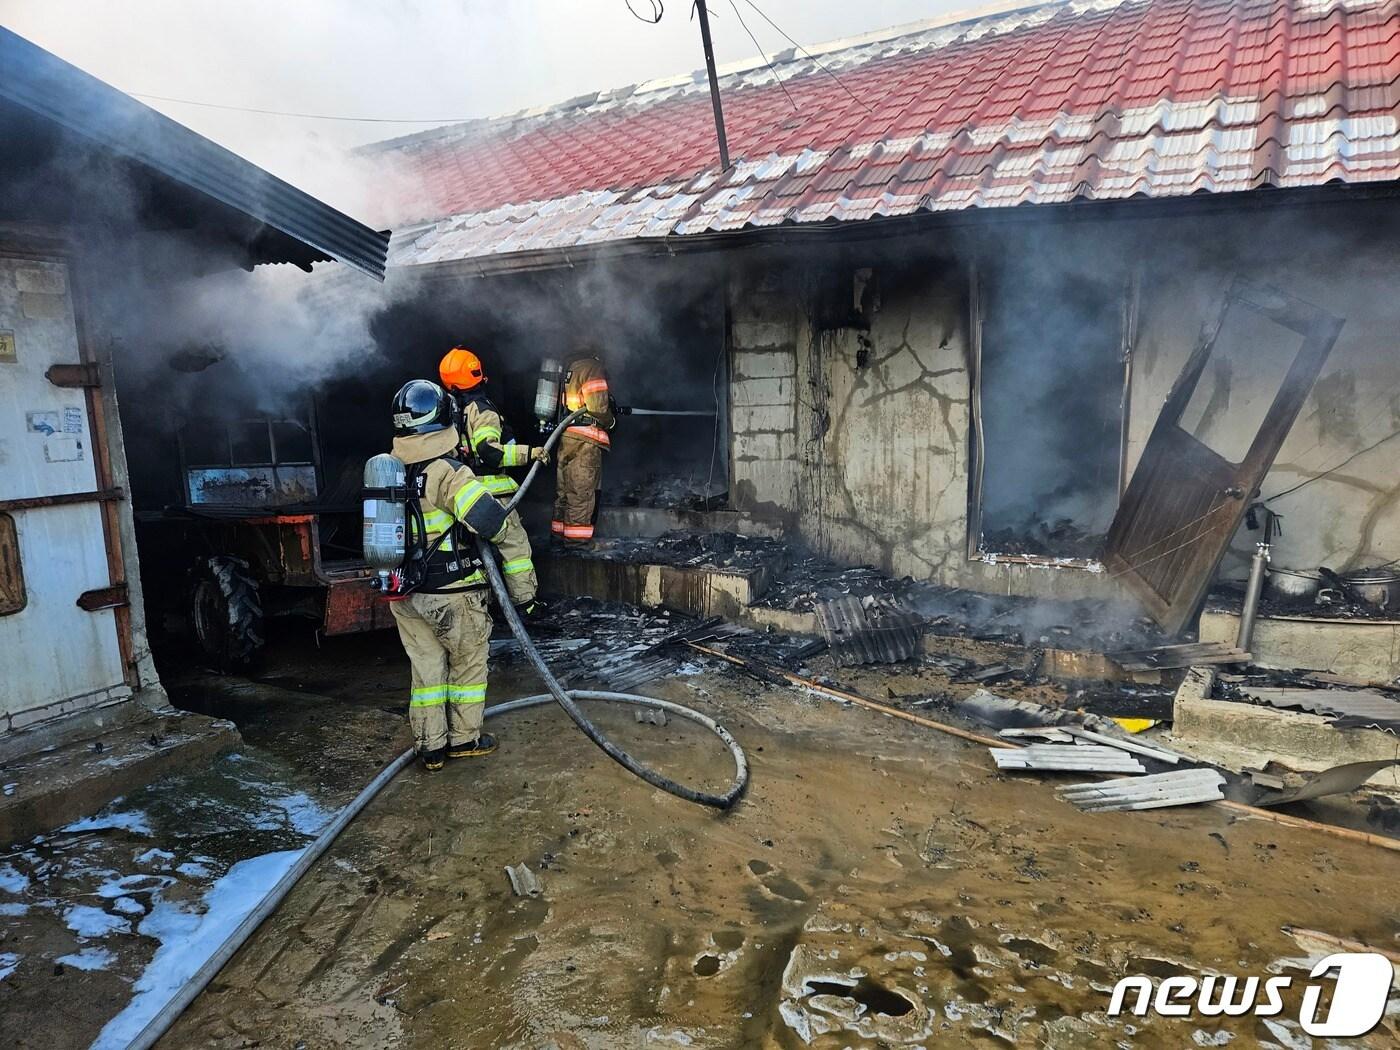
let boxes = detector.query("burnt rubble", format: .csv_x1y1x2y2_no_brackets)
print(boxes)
1207,581,1400,622
502,596,825,688
616,474,725,511
555,529,1169,654
556,530,786,573
979,519,1105,561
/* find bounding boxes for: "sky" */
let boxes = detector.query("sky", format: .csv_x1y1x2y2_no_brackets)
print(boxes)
0,0,972,214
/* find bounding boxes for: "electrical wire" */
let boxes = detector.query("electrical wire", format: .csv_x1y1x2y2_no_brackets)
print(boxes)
626,0,665,22
740,0,874,114
1265,426,1400,504
727,0,799,112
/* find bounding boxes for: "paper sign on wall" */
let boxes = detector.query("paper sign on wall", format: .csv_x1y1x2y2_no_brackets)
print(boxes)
0,331,14,364
26,411,60,435
63,406,84,434
44,436,83,462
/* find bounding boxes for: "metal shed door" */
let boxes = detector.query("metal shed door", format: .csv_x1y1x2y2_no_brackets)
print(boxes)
1103,279,1343,634
0,255,127,726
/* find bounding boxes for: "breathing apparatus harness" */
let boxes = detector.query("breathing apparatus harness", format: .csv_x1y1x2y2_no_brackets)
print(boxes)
364,452,488,597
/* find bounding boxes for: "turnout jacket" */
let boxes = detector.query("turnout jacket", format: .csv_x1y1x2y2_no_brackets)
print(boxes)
391,428,508,590
457,392,533,498
562,354,614,448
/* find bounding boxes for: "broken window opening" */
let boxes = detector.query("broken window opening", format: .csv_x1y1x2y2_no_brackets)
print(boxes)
176,406,322,509
0,512,24,615
969,257,1134,564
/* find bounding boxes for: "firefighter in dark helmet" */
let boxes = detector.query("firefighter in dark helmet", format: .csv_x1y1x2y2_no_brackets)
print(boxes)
385,379,535,770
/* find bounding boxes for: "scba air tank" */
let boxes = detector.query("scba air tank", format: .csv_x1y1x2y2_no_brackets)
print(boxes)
534,357,562,429
362,454,407,589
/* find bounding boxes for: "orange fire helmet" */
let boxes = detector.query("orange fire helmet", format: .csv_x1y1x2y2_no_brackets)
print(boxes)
439,346,485,391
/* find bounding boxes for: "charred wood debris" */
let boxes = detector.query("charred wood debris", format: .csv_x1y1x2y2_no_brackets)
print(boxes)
524,530,1172,710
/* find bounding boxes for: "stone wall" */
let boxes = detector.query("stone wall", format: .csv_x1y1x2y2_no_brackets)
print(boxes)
728,267,801,524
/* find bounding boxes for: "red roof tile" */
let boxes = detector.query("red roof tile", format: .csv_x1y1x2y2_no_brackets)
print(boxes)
372,0,1400,265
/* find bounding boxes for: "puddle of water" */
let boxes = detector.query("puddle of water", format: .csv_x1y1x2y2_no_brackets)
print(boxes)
693,954,721,977
0,747,336,1048
805,976,914,1017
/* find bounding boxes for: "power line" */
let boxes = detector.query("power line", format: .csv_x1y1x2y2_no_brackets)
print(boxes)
740,0,873,114
727,0,798,111
625,0,665,22
130,92,475,124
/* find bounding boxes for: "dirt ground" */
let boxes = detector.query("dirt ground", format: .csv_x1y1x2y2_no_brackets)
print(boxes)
125,629,1400,1049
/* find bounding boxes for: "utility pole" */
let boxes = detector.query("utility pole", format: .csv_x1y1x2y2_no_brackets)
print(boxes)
694,0,730,170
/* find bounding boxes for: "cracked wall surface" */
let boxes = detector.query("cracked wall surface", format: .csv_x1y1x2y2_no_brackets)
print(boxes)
728,197,1400,603
796,281,971,585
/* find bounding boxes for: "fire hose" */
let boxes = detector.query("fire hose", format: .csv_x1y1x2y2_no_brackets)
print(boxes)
122,411,748,1050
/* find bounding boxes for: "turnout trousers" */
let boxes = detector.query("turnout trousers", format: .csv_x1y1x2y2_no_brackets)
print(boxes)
390,588,491,752
552,434,604,544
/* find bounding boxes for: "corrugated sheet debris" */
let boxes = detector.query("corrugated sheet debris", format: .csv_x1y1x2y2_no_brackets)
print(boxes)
815,594,925,665
991,744,1147,773
1058,768,1227,811
1241,686,1400,733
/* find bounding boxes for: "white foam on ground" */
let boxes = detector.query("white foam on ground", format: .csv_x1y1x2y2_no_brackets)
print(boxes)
57,947,115,972
0,863,29,894
97,873,174,899
62,810,152,836
0,902,29,917
112,896,144,916
259,793,331,835
90,849,304,1050
0,952,19,979
134,848,174,866
65,904,131,939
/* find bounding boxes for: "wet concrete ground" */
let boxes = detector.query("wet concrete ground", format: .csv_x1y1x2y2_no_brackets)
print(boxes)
146,633,1400,1048
6,622,1399,1048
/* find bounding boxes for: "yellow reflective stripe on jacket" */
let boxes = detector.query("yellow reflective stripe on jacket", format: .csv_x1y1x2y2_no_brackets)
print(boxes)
470,425,502,449
453,480,492,518
449,684,487,705
410,685,448,708
421,508,454,533
480,475,519,495
501,557,534,576
502,441,528,467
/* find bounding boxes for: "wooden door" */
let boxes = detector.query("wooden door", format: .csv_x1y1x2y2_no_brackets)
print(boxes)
1103,278,1343,634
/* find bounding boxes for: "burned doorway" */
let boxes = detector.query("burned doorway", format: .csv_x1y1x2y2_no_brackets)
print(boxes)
370,259,731,521
970,253,1133,562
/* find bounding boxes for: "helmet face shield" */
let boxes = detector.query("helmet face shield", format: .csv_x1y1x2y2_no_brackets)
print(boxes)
391,379,456,436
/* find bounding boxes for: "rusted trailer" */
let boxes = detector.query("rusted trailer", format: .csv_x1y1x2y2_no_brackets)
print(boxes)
155,406,393,669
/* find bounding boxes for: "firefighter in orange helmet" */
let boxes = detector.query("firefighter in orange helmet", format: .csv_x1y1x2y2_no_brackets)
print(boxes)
551,345,614,548
439,346,546,613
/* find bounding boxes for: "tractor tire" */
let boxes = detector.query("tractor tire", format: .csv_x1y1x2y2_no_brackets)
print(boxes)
189,555,265,672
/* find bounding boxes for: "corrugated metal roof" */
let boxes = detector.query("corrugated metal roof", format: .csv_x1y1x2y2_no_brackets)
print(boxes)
367,0,1400,268
0,27,389,280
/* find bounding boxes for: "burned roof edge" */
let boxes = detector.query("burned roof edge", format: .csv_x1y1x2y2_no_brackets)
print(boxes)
0,27,390,281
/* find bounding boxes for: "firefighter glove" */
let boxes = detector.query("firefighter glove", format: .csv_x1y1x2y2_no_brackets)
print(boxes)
530,447,550,465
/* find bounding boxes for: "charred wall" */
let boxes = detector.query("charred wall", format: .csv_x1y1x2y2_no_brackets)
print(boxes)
727,193,1400,603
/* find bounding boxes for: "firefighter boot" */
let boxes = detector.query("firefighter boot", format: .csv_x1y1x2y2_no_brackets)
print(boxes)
448,733,498,759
